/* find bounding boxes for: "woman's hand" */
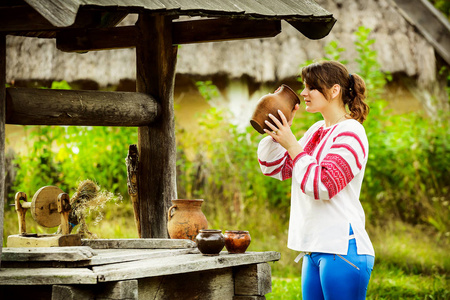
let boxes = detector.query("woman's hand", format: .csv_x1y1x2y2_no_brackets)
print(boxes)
264,108,303,159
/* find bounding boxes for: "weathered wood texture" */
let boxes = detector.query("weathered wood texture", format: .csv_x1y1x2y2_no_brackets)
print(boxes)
392,0,450,65
173,18,281,45
52,280,138,300
139,268,234,300
0,34,6,266
81,238,196,249
52,285,96,300
126,145,141,237
2,246,96,262
136,14,178,238
0,267,97,285
56,19,281,52
7,234,82,247
1,247,194,268
92,251,280,282
235,263,272,296
6,88,159,126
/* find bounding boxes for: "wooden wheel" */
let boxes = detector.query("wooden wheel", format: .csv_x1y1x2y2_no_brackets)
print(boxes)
30,186,65,228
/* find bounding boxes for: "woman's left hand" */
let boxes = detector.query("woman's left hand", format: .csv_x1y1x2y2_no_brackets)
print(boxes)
264,110,303,158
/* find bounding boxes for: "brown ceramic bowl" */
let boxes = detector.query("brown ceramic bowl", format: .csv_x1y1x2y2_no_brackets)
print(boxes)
224,230,251,254
195,229,225,256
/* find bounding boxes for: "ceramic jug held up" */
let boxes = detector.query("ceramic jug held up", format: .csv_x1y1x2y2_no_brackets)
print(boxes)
167,199,208,241
250,84,301,134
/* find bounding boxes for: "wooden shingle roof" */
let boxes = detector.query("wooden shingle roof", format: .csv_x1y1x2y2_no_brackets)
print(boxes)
21,0,336,39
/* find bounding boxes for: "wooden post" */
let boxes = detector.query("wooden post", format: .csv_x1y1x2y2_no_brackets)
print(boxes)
135,14,178,238
0,34,6,264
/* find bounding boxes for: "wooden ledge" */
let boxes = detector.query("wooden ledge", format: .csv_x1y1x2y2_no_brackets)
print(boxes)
93,251,281,282
81,238,197,249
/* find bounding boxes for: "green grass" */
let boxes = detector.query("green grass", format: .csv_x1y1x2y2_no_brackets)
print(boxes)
2,203,448,299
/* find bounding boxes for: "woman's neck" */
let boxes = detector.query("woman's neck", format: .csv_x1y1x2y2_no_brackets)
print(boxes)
322,109,348,128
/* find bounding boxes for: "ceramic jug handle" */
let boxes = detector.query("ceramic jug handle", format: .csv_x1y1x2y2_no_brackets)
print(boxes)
167,205,177,221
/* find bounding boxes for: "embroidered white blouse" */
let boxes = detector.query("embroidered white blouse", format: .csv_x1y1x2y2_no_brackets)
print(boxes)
257,119,375,256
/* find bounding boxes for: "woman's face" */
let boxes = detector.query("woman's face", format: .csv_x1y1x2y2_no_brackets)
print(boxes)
300,83,330,113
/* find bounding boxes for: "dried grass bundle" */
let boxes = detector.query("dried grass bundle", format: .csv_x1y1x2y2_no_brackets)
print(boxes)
57,179,121,238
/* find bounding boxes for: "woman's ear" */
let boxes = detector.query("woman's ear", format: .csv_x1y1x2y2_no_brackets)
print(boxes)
331,84,341,99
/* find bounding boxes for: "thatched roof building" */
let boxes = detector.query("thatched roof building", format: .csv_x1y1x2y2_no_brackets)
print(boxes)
5,0,450,121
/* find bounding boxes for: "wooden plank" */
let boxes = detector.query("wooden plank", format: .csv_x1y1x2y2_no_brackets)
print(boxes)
0,267,97,285
6,88,159,126
139,268,234,299
88,248,195,266
81,238,196,249
136,14,178,238
56,18,281,52
93,251,280,282
7,234,81,248
2,246,96,262
235,263,272,296
0,34,6,267
1,248,194,268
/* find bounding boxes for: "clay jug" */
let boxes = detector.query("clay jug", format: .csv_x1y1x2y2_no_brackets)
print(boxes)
167,199,208,241
250,84,301,134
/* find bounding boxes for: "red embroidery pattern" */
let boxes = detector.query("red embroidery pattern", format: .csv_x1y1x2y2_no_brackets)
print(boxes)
303,127,330,155
331,144,362,169
333,131,366,158
260,151,293,180
301,163,315,193
313,166,320,199
282,155,294,180
259,152,289,167
315,126,338,161
321,153,354,198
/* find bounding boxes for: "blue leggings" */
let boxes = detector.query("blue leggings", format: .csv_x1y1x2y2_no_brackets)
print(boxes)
301,239,375,300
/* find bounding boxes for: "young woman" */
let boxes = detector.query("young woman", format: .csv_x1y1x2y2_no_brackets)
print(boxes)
257,61,375,299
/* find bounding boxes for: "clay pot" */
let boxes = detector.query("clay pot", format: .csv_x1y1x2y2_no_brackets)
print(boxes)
195,229,225,256
224,230,251,254
250,84,301,134
167,199,208,241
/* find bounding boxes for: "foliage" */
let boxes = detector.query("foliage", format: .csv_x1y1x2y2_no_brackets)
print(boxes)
195,80,220,102
429,0,450,20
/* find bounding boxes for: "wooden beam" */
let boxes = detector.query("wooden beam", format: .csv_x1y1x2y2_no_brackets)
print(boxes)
172,18,281,44
0,34,6,266
56,18,282,52
57,26,137,52
5,88,159,126
136,14,178,238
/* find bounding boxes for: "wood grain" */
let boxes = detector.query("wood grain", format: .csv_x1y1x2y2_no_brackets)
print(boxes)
136,14,178,238
6,88,159,126
0,34,5,266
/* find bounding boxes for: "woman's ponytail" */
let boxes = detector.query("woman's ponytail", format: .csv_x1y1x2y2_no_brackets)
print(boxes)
346,73,369,124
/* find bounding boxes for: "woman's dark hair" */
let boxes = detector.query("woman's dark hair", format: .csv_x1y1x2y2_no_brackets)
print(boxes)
301,61,369,123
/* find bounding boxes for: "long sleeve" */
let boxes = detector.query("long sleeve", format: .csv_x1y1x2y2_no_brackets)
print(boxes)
292,128,368,200
257,136,295,181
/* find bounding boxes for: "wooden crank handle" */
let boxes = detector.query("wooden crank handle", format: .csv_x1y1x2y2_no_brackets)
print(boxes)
57,193,71,235
14,192,28,235
167,205,177,221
